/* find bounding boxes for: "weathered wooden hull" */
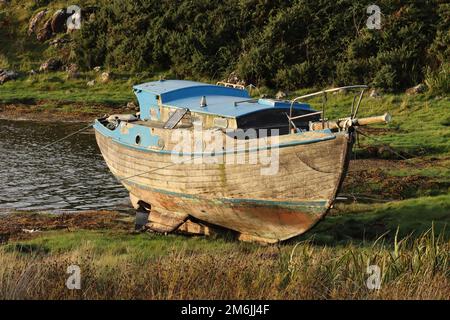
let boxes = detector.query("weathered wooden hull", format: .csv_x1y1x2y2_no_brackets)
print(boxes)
94,126,352,243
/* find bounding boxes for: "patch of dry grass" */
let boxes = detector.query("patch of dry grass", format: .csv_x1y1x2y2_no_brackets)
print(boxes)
0,228,448,300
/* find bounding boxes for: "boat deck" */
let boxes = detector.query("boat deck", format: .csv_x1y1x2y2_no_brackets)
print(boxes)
134,120,192,129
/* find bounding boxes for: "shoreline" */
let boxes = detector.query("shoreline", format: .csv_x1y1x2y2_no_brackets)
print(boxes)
0,210,133,242
2,192,449,244
0,103,131,122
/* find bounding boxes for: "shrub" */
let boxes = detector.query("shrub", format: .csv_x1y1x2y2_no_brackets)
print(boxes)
372,64,397,92
275,61,316,90
425,63,450,95
64,0,448,92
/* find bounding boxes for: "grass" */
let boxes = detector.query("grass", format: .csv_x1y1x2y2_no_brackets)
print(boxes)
299,194,450,245
0,72,134,106
0,0,98,70
0,225,448,299
5,230,242,260
299,92,450,157
387,165,450,178
1,195,449,300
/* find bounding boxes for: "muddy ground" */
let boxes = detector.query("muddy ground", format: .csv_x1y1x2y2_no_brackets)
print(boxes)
0,211,132,243
341,157,449,202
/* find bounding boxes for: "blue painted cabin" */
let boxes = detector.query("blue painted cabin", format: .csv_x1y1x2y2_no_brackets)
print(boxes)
133,80,319,133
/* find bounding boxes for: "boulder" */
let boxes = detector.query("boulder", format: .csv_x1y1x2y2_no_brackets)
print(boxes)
275,90,287,100
365,146,379,157
66,63,78,72
66,9,81,33
39,58,62,72
100,72,110,83
28,10,48,36
377,146,393,159
36,19,53,42
0,69,19,84
406,84,426,95
51,9,67,34
88,12,96,22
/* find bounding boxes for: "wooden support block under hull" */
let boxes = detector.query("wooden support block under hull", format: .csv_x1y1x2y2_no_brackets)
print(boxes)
146,209,187,233
176,219,213,236
174,219,280,244
150,217,307,244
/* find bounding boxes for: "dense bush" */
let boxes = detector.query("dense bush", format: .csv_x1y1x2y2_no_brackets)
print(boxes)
70,0,449,92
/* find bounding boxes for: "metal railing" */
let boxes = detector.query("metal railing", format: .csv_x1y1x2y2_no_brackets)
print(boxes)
287,85,368,132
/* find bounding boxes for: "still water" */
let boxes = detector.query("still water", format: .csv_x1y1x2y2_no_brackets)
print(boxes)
0,120,130,212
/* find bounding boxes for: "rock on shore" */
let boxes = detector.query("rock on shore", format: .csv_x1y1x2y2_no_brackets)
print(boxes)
0,69,19,84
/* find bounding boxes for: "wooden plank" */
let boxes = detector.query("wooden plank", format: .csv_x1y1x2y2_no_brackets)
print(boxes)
163,108,188,129
96,131,349,200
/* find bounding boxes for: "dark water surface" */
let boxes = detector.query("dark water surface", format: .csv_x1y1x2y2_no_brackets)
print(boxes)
0,120,130,212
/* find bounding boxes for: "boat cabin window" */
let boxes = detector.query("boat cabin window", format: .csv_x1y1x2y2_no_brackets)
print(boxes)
234,109,320,137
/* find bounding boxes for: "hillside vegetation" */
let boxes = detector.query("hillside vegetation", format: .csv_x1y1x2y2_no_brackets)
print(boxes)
0,0,449,93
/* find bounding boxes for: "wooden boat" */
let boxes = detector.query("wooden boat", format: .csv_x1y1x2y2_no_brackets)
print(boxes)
93,80,390,243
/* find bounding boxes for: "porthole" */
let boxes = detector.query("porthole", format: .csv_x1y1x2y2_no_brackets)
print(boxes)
135,135,141,145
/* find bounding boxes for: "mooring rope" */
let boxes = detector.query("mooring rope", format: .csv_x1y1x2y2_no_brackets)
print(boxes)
356,128,410,161
356,128,448,170
40,123,93,150
337,193,394,203
339,128,448,204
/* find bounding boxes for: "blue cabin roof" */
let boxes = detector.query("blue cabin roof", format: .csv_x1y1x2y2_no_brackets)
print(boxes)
134,80,215,95
133,80,313,119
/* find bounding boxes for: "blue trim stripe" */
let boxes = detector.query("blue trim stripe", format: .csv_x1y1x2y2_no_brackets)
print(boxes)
222,197,328,208
119,178,328,210
94,119,336,156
